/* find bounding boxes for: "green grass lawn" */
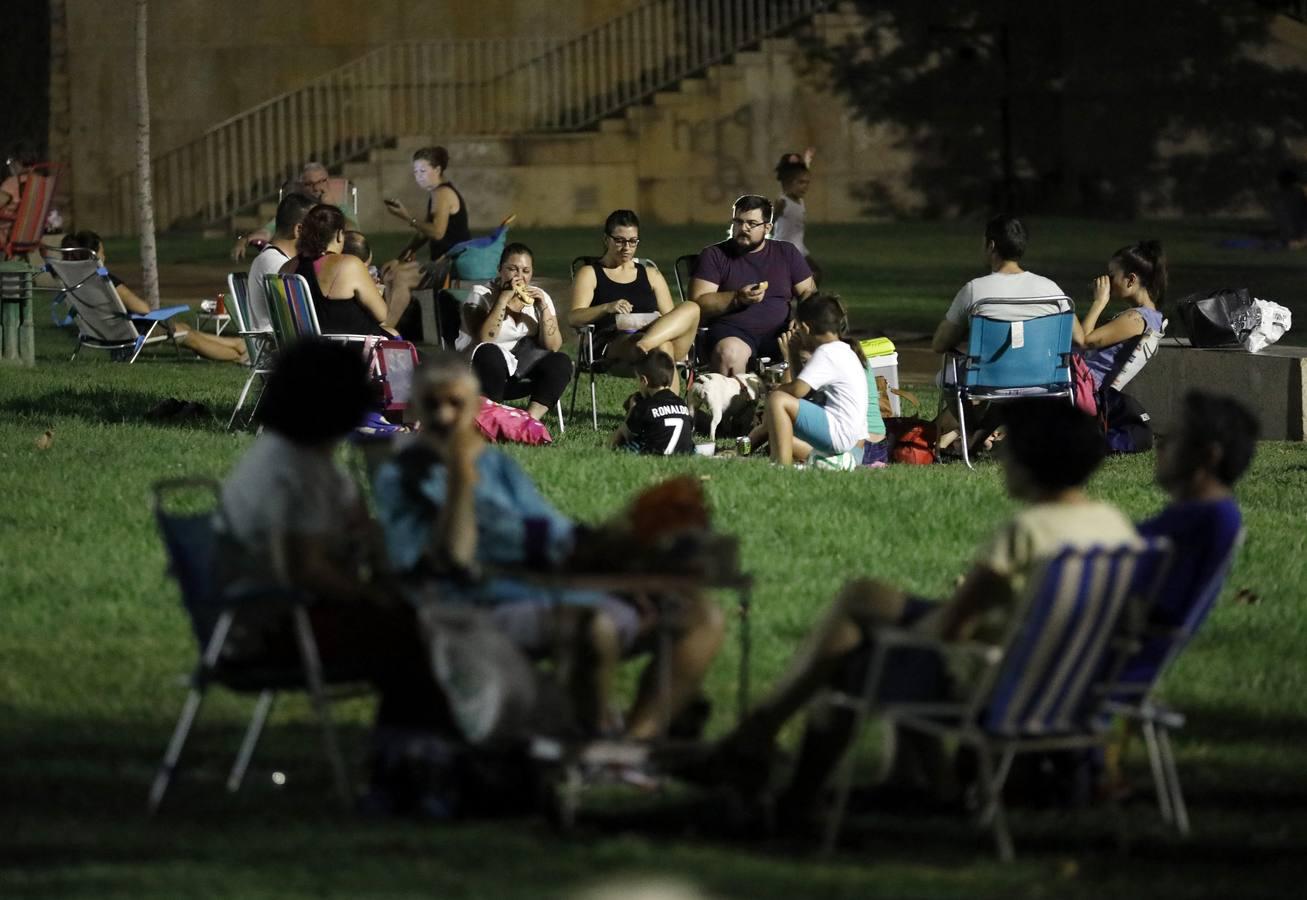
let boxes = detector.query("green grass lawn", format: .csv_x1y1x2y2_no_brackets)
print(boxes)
4,222,1307,898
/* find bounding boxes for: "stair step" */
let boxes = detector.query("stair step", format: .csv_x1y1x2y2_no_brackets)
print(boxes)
678,77,706,95
732,50,767,66
598,117,629,135
653,90,690,108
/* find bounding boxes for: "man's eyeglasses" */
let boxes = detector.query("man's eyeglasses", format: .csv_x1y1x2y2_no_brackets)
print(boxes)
607,235,640,248
306,177,329,189
731,218,767,231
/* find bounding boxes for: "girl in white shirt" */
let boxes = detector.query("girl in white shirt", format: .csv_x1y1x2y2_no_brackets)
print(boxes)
772,148,822,285
456,242,573,421
754,293,869,467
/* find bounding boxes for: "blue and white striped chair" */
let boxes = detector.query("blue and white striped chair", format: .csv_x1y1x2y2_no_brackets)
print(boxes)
1104,531,1243,836
822,540,1172,861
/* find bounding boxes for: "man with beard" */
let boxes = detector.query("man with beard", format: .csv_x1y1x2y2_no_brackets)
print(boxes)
690,194,818,375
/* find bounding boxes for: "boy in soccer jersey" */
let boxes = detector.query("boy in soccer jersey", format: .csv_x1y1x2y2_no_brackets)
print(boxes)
611,351,695,455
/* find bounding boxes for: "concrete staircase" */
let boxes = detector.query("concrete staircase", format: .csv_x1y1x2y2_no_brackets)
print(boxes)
333,3,907,232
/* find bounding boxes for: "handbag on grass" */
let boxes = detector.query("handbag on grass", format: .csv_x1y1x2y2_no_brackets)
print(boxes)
882,389,938,465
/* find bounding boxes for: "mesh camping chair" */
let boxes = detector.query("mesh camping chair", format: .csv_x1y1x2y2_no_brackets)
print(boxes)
44,257,189,362
1103,531,1244,835
225,273,277,430
821,540,1172,861
147,478,368,814
942,300,1076,469
1,162,62,260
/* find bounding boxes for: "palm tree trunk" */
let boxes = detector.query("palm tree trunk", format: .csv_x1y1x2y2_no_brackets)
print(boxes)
135,0,160,309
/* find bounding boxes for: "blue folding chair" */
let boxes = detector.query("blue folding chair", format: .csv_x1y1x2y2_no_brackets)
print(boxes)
822,539,1172,860
146,478,365,814
1104,531,1244,835
44,258,190,362
943,303,1076,468
448,220,512,284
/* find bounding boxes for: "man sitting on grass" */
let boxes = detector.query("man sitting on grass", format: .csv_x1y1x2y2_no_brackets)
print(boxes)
676,399,1139,824
373,352,725,740
611,350,694,456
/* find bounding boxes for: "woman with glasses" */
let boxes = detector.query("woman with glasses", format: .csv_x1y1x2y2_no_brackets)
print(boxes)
568,209,701,389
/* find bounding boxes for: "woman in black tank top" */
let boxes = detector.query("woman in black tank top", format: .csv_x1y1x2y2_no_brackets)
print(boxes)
383,146,472,263
566,210,702,389
284,204,393,338
378,146,473,336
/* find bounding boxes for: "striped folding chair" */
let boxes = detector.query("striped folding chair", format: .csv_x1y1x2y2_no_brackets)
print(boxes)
262,273,376,351
225,273,277,430
1104,531,1244,836
1,162,62,260
822,539,1173,861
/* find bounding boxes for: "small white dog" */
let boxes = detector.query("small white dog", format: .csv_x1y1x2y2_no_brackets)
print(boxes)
687,372,763,440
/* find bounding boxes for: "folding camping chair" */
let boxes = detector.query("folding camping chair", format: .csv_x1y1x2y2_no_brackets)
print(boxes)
822,540,1172,861
941,301,1076,469
225,273,276,430
447,217,514,285
1102,317,1168,395
44,257,189,362
147,478,368,814
1,162,62,260
263,273,423,421
1104,531,1243,836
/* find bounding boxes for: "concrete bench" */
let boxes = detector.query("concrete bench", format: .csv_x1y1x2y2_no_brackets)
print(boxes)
1128,340,1307,440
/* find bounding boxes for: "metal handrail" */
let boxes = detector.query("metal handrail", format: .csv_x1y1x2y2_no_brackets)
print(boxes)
111,0,832,233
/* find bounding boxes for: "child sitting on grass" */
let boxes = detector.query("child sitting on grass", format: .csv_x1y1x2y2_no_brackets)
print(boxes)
611,350,694,455
751,293,869,468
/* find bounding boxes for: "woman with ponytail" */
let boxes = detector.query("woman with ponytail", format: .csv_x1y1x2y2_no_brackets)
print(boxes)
1076,240,1168,388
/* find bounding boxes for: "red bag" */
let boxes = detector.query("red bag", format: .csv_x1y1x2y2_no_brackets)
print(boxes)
474,398,553,446
880,390,937,464
1070,353,1098,417
886,418,938,465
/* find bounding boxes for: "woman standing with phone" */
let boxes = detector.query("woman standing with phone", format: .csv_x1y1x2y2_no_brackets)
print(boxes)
379,146,472,332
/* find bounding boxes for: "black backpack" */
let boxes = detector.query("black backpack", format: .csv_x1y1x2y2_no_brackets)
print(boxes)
1175,287,1258,348
1100,388,1153,454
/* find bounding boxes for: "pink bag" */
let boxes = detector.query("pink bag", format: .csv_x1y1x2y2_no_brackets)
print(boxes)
1070,353,1098,417
474,398,553,445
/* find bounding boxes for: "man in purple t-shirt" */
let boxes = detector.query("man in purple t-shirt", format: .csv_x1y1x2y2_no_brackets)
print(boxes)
690,195,817,375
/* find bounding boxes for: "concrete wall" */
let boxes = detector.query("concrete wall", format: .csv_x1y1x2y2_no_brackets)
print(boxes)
59,0,640,230
1130,343,1307,441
